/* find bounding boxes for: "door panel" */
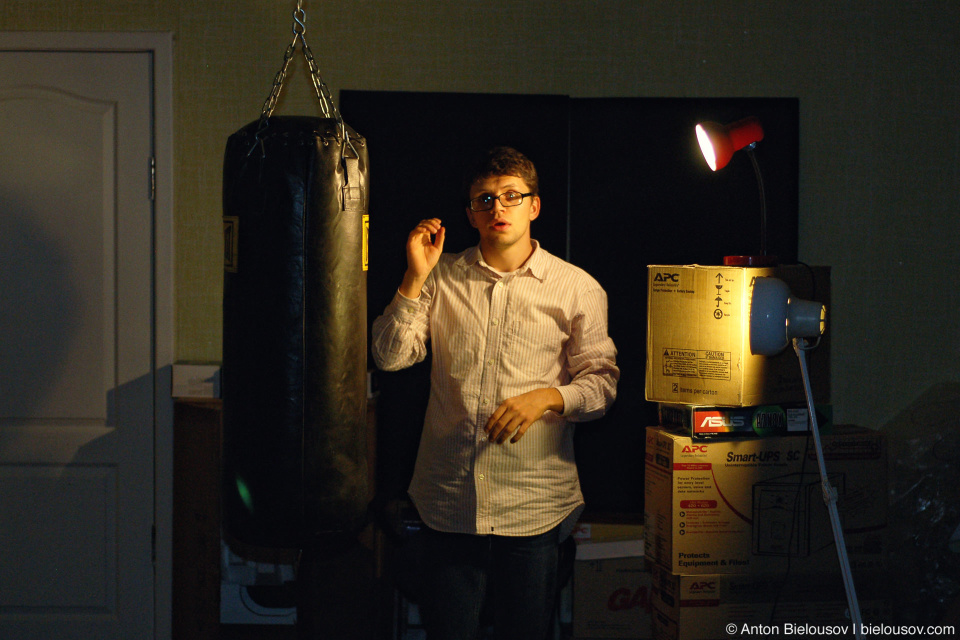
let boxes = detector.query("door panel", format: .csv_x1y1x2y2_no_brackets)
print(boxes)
0,84,115,421
0,466,116,609
0,50,155,639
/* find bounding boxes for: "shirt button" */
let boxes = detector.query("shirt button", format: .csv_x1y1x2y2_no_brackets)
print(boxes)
478,473,485,480
496,281,504,288
491,318,500,326
481,397,488,405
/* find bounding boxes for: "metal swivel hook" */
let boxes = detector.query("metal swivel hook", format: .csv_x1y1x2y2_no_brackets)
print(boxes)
292,7,307,37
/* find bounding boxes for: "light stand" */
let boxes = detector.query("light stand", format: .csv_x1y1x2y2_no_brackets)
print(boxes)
750,277,863,640
793,338,863,638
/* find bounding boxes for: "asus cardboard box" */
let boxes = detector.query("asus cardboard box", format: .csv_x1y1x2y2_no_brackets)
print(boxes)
644,426,887,576
649,565,891,640
574,542,652,639
657,403,833,439
645,264,830,407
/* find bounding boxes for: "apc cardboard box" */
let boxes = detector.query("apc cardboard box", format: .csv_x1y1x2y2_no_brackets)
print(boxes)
645,265,830,407
574,543,652,639
644,426,887,575
657,403,833,439
649,565,892,640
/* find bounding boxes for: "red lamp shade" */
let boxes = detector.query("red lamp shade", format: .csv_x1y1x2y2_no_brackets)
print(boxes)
695,116,765,171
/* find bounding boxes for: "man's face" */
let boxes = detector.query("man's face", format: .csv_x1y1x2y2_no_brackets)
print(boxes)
466,174,540,253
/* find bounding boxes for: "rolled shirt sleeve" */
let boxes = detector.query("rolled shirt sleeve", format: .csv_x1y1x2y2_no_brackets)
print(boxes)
371,278,433,372
556,286,619,422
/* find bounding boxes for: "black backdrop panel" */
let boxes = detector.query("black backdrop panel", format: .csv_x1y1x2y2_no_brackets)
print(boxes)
340,91,571,330
568,97,799,516
339,90,571,515
339,90,799,518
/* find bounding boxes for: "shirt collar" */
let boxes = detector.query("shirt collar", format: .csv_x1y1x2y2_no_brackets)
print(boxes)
457,240,546,281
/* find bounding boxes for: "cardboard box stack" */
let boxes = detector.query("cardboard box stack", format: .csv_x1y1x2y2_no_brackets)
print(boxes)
643,265,890,640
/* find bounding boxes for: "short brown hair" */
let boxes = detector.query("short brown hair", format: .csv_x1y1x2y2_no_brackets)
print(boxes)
463,146,539,200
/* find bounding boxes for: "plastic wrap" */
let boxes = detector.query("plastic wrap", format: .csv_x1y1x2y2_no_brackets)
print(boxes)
883,382,960,624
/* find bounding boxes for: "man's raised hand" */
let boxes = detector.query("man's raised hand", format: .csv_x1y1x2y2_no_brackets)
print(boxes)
400,218,445,298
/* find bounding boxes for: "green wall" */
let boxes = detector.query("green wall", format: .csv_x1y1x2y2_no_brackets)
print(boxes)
3,0,960,430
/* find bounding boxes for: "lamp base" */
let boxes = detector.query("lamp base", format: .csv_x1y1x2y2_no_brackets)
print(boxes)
723,254,778,266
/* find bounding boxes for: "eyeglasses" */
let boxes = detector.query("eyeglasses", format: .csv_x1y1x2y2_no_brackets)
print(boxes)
468,191,535,212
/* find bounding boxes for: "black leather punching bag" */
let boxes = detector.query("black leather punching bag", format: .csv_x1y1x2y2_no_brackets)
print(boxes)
221,115,369,548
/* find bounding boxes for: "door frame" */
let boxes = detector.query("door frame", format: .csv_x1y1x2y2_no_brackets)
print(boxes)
0,31,174,639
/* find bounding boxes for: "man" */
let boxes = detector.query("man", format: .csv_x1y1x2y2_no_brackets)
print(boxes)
372,147,618,639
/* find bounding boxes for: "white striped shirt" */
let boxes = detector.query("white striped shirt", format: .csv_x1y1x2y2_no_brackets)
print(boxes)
372,241,619,536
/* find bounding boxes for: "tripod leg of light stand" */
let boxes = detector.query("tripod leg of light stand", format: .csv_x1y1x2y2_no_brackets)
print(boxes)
794,338,864,639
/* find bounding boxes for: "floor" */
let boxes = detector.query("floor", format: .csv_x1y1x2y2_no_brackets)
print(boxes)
222,626,296,640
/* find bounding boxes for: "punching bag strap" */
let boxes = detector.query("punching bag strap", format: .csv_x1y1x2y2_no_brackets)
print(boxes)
342,155,363,212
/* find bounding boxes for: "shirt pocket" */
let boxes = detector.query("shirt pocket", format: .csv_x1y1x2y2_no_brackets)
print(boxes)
504,320,567,379
443,328,481,382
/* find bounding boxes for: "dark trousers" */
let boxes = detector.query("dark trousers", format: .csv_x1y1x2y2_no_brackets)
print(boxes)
418,525,561,640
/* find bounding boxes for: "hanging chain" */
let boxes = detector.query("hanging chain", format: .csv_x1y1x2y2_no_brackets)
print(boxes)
253,3,358,159
258,7,335,120
257,31,297,121
298,22,337,119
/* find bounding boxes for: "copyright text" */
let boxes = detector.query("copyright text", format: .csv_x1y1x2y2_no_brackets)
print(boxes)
726,623,956,636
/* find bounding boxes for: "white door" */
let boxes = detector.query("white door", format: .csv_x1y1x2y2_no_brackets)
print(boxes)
0,43,166,639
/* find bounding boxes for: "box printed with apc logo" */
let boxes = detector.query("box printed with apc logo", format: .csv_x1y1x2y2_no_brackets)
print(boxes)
645,264,830,407
643,426,887,575
649,565,892,640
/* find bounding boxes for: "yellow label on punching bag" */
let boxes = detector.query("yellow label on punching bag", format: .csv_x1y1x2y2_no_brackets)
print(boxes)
362,214,369,271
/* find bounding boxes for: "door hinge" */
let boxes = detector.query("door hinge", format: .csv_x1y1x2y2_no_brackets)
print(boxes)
150,156,156,202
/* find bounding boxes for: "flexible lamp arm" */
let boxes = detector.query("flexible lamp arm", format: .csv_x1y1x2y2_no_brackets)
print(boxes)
744,145,768,256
